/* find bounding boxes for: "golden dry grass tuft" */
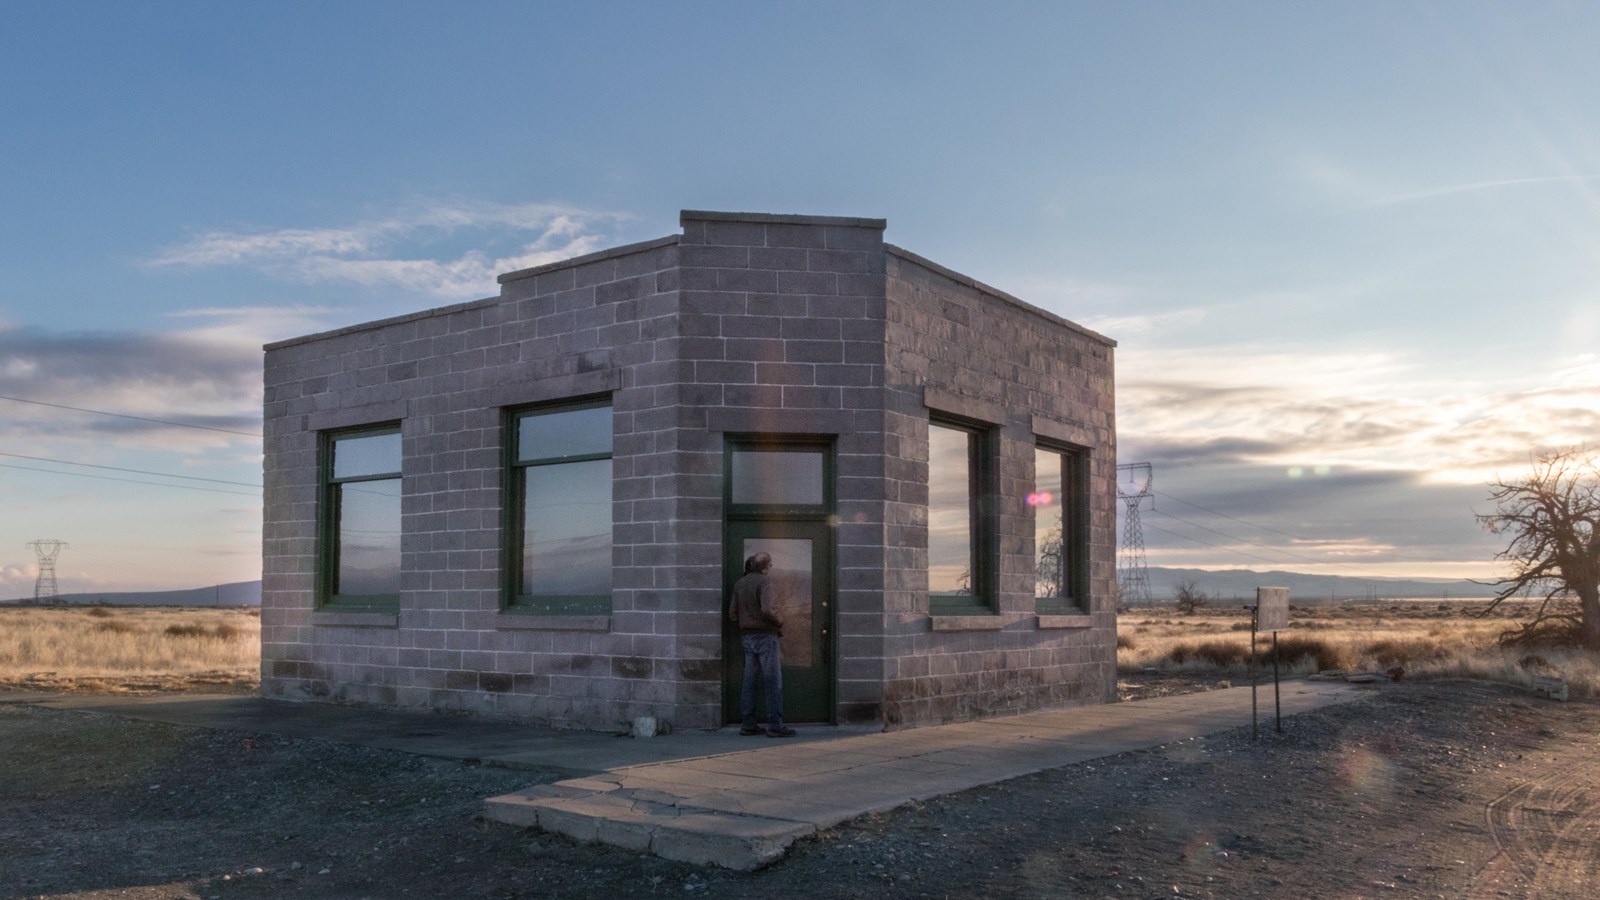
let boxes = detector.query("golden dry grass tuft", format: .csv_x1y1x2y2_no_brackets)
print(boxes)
0,606,260,693
1119,600,1600,699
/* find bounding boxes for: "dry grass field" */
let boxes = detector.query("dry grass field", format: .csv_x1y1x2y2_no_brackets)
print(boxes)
0,605,260,693
2,601,1593,702
1119,599,1600,699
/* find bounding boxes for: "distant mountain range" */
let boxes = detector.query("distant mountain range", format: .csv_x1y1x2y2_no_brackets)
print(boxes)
1141,567,1497,602
1,567,1499,608
2,580,262,607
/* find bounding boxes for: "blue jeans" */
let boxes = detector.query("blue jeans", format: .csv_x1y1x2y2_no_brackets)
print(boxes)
739,632,784,729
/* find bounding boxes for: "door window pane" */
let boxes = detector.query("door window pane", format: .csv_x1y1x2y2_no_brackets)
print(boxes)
730,450,825,506
742,537,814,667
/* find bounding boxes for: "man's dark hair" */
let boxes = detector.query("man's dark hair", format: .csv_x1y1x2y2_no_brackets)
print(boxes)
744,552,772,574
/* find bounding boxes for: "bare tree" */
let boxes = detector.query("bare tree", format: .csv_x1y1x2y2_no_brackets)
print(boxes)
1477,447,1600,650
1173,578,1209,615
1035,522,1063,599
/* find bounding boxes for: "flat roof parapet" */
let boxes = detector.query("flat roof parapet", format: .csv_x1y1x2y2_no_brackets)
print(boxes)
679,209,888,229
885,244,1116,348
496,234,680,285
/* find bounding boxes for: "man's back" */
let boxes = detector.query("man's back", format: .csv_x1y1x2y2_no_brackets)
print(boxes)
731,571,781,634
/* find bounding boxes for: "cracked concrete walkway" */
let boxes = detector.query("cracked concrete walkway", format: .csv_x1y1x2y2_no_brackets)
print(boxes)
483,680,1368,869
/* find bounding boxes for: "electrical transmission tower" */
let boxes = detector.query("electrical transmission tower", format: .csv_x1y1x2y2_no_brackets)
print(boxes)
26,539,69,604
1115,464,1153,606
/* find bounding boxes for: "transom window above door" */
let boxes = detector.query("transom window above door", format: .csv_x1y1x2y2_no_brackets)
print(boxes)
728,447,827,508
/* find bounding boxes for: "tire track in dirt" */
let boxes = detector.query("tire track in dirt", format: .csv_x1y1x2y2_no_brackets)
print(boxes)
1471,739,1600,898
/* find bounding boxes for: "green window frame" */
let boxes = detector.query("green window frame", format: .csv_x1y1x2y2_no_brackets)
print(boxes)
928,417,998,615
505,398,613,615
318,424,402,612
1034,443,1089,614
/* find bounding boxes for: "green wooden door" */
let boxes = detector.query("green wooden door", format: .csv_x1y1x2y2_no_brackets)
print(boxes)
722,519,835,723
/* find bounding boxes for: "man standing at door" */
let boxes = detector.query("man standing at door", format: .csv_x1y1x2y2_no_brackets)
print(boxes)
730,551,797,737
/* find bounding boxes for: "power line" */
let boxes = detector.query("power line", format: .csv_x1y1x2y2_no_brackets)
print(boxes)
0,451,260,487
1151,507,1331,568
1152,488,1305,540
0,394,261,437
0,462,261,497
1141,522,1291,568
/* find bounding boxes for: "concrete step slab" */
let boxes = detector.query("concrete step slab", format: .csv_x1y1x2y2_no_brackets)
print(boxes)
483,786,815,870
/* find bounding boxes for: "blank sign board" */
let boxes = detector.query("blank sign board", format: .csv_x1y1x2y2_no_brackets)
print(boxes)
1256,587,1289,632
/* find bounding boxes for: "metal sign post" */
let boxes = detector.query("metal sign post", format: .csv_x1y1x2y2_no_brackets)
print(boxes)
1254,587,1290,737
1250,607,1258,740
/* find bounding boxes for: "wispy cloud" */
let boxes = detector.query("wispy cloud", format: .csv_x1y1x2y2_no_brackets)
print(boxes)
1118,343,1600,488
0,325,262,453
1292,156,1600,213
148,201,632,298
0,564,35,596
164,304,339,345
1356,175,1600,210
1078,308,1206,338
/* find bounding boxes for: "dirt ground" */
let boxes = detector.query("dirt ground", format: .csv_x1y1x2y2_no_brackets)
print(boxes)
3,679,1598,899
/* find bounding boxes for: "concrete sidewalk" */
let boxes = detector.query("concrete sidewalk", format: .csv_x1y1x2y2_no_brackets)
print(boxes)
483,680,1368,869
3,681,1368,870
2,690,865,775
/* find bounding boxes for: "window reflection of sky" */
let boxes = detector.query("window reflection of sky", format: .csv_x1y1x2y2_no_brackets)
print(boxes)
519,406,610,462
928,424,972,594
336,477,400,595
333,431,400,479
1034,447,1065,598
524,458,612,596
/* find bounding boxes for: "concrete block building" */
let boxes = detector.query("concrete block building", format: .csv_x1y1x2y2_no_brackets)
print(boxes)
261,210,1117,731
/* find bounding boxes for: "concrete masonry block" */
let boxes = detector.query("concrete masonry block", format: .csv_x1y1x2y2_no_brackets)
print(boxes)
703,220,768,247
754,362,815,385
778,271,838,296
745,292,809,318
749,246,809,270
784,340,845,364
764,222,828,249
717,268,778,294
823,225,884,251
780,316,842,340
807,248,874,274
720,315,782,339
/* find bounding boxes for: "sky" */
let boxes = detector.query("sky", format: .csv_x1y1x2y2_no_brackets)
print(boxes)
3,1,1598,596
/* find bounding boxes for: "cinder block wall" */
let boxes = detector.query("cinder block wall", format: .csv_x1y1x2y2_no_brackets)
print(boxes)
879,247,1118,727
673,211,891,725
263,236,696,729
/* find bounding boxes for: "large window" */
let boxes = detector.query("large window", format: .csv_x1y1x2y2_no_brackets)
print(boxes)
508,399,613,614
928,419,996,614
1034,444,1088,613
320,426,402,611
